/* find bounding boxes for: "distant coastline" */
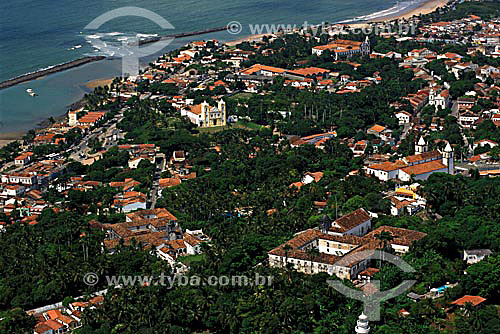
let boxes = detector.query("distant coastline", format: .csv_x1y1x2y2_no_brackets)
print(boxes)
369,0,449,22
228,0,450,45
0,0,449,143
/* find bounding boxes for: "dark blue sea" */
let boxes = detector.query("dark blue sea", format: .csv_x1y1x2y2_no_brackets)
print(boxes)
0,0,423,134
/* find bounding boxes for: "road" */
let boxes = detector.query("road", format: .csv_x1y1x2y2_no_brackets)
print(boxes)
68,114,124,161
148,159,163,209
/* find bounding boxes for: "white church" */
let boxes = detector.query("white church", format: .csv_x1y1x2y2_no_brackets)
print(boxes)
365,136,454,182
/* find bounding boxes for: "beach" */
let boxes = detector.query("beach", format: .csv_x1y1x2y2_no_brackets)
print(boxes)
370,0,449,22
225,34,270,47
0,131,24,148
85,78,114,90
226,0,450,43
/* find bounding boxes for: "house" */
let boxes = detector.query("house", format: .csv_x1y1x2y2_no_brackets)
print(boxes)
451,295,486,308
102,208,182,253
181,100,226,127
388,196,424,216
324,208,372,237
403,90,429,111
367,124,386,137
1,184,25,197
302,171,324,185
457,97,476,109
395,111,412,125
408,48,436,58
239,64,287,76
109,178,141,192
463,249,492,265
112,191,147,213
183,229,210,254
290,132,337,148
158,177,181,196
14,152,33,166
459,111,480,128
68,111,106,127
128,156,155,169
407,292,425,302
473,139,498,150
287,67,330,79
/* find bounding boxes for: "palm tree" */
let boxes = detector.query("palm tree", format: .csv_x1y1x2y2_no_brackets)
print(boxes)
374,230,395,252
283,244,292,268
374,230,395,268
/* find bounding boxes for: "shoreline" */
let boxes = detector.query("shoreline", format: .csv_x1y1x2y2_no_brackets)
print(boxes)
84,78,114,90
369,0,449,22
0,0,448,145
226,0,450,44
0,27,229,91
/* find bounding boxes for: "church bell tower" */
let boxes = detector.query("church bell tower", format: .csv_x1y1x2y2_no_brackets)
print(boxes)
415,136,427,154
442,142,454,175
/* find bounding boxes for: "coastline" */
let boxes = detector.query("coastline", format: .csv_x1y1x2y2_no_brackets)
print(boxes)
226,0,450,42
0,0,448,145
369,0,449,22
84,78,114,90
0,132,24,148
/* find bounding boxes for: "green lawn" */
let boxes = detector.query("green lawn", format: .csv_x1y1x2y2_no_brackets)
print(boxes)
233,120,263,130
197,125,229,134
178,254,206,265
227,92,255,101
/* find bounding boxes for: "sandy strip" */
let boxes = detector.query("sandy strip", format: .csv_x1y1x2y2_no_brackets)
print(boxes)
370,0,449,22
225,34,270,47
225,0,449,44
85,78,114,89
0,133,23,148
0,139,17,148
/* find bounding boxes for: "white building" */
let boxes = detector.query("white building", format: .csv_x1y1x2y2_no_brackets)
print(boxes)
268,224,426,280
181,100,227,127
428,88,450,110
463,249,492,265
366,137,454,182
395,111,412,125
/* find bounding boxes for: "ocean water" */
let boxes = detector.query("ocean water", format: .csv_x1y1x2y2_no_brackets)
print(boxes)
0,0,421,134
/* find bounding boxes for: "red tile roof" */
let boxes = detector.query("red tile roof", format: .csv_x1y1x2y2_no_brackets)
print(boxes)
452,295,486,307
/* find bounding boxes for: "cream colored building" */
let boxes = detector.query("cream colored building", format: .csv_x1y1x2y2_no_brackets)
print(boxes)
268,222,426,280
181,100,226,127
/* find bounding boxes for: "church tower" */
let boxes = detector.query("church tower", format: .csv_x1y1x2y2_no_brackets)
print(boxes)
415,136,427,154
363,36,371,54
218,99,227,126
429,87,436,104
442,142,454,175
355,313,370,334
320,214,331,234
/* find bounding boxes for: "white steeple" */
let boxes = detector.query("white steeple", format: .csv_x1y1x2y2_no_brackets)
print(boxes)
355,313,370,334
415,136,427,154
442,142,454,174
